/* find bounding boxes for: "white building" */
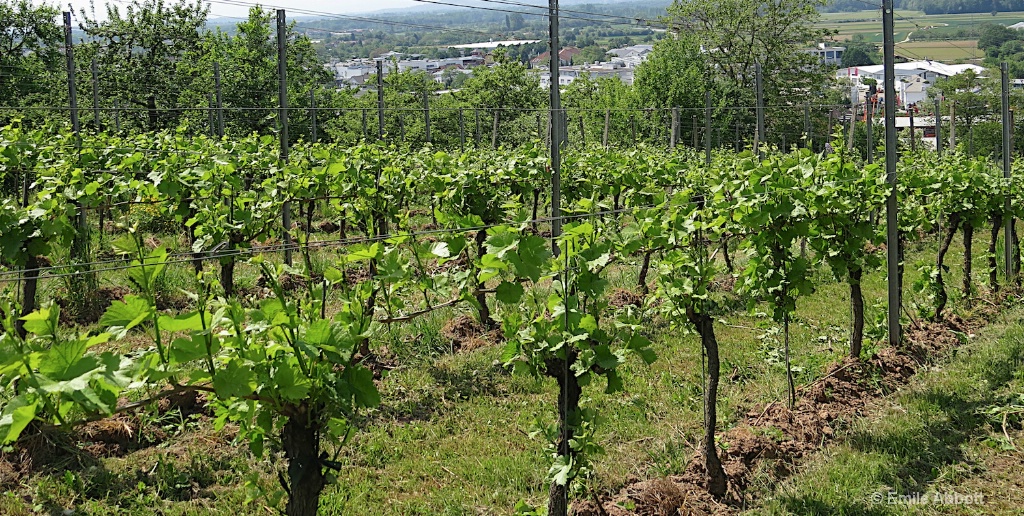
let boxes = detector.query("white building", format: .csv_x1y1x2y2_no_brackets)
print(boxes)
809,43,846,66
837,60,986,106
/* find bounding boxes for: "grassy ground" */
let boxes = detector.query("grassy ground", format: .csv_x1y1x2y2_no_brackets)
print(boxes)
896,40,981,62
752,303,1024,515
0,219,1020,515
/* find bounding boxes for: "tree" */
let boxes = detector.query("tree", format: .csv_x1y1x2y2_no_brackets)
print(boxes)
666,0,831,98
0,1,62,124
508,13,525,31
78,0,209,132
201,7,333,139
931,69,994,154
657,0,834,147
841,34,878,67
458,49,544,147
977,23,1019,57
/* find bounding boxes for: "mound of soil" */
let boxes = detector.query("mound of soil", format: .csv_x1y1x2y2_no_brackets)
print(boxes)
58,286,131,325
0,389,214,488
440,314,500,352
609,288,645,309
578,293,1012,515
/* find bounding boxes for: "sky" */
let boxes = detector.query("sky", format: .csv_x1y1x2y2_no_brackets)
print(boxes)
40,0,425,23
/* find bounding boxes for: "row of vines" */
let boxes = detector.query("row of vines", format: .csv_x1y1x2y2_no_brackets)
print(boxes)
1,122,1022,514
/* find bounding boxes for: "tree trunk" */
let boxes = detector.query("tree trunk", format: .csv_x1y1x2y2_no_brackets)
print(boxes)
962,221,974,304
990,214,1002,292
849,267,864,359
283,409,326,516
16,255,39,339
1014,225,1021,287
638,250,653,296
721,237,734,274
686,308,727,498
475,230,494,329
221,256,236,298
546,348,581,516
935,213,960,321
784,313,795,409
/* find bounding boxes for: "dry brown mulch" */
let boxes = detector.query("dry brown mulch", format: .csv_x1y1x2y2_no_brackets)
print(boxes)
440,314,501,352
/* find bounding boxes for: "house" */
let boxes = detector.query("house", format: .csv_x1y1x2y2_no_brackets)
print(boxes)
1009,21,1024,30
809,43,845,66
530,47,581,67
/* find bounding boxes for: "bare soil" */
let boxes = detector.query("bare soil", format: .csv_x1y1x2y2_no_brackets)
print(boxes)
576,302,997,515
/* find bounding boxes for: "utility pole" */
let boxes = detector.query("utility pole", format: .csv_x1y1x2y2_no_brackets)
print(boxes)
883,0,901,347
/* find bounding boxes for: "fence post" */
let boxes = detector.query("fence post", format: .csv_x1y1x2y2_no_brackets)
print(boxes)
804,103,811,149
755,61,765,158
423,90,431,144
692,114,698,148
64,10,95,316
630,114,636,146
1002,62,1015,282
909,109,916,152
949,99,956,149
882,0,901,347
475,108,481,145
114,99,121,133
459,107,466,151
208,93,216,136
492,110,500,149
602,109,610,148
670,107,678,148
866,99,873,163
578,113,585,146
362,108,368,140
91,57,100,130
376,60,385,140
934,97,941,156
276,9,292,266
704,91,712,164
848,102,857,151
310,87,318,143
214,62,224,137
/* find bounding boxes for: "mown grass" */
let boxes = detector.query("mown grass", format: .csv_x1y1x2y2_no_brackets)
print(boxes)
1,219,1018,515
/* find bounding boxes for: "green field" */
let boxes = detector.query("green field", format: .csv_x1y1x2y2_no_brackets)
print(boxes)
815,9,1024,62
